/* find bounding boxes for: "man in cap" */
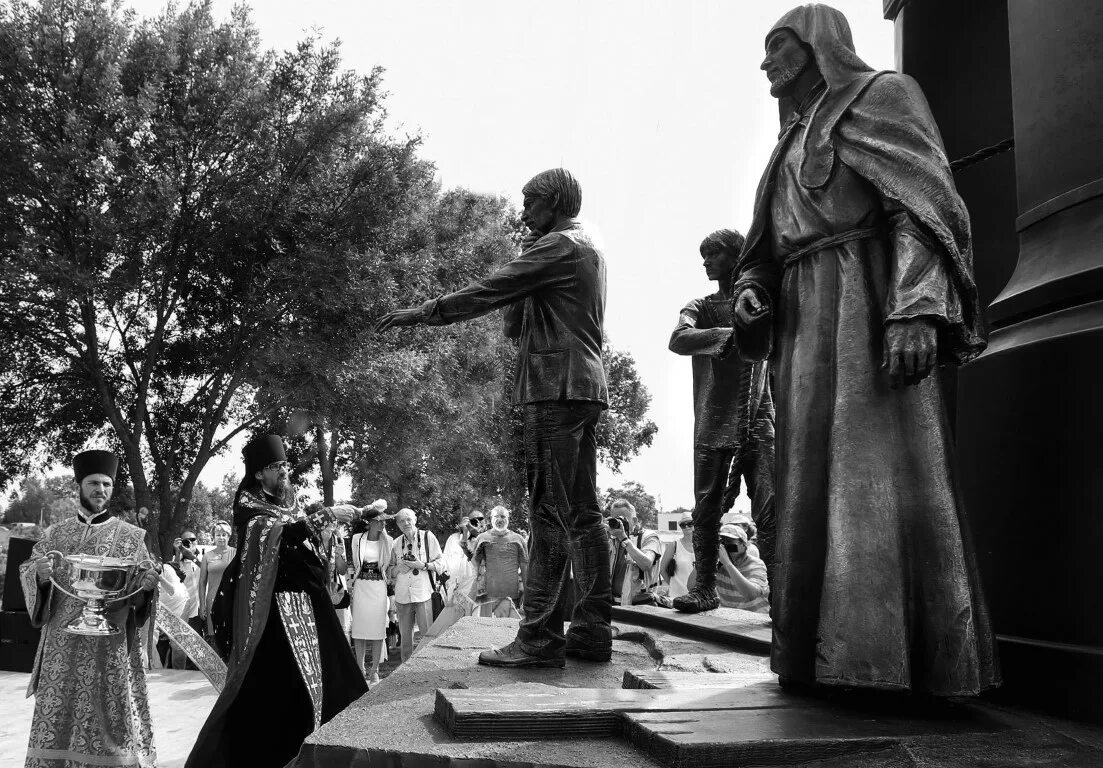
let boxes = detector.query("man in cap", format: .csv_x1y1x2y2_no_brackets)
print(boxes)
728,4,999,696
377,169,612,668
20,449,160,767
187,434,370,768
668,228,776,613
714,523,770,614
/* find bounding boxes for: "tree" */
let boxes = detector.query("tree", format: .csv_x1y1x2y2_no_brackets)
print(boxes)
603,481,659,528
0,1,433,554
4,475,81,527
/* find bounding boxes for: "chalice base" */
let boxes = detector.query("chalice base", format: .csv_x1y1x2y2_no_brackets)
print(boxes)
64,600,122,636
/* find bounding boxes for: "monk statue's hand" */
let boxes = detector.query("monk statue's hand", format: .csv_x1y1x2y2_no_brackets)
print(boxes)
883,318,938,389
375,302,430,333
733,288,767,328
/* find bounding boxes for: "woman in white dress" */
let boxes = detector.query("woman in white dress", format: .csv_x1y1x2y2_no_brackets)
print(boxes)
659,511,697,599
349,513,395,684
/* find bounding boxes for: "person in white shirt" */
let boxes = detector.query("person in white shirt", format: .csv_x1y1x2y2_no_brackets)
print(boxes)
441,513,483,614
157,563,189,668
349,505,394,684
390,508,444,661
658,511,697,600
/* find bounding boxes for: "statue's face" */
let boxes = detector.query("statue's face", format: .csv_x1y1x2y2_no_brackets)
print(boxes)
702,245,739,283
761,28,811,98
78,473,114,512
522,192,557,236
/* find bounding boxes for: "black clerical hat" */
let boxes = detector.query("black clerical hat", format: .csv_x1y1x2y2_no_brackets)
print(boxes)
73,450,119,483
243,434,287,476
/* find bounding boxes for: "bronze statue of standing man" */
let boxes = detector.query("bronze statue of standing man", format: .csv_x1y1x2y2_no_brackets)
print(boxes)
730,4,999,696
377,169,612,668
668,228,776,614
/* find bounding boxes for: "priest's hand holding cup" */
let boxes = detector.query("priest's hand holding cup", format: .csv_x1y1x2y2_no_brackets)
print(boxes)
327,505,357,525
35,556,53,586
734,288,766,328
136,566,159,593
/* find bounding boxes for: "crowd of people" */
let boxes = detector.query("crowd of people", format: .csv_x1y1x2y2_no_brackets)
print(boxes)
603,499,770,615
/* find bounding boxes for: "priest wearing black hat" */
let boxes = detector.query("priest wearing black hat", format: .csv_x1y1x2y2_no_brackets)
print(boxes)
187,435,370,768
20,449,160,768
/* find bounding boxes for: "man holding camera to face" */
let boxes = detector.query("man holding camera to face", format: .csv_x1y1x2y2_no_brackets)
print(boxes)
606,499,663,606
441,512,486,612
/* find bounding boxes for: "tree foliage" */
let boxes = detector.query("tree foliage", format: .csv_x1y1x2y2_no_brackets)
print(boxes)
0,0,659,550
3,475,81,527
0,0,432,553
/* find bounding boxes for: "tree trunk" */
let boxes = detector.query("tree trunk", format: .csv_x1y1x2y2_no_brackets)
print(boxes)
124,451,161,560
317,423,335,505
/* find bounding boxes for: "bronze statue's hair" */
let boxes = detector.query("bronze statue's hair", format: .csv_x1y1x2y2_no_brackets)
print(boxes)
699,228,746,257
522,168,582,217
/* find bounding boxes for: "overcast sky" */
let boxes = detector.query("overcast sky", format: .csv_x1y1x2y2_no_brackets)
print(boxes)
126,0,896,511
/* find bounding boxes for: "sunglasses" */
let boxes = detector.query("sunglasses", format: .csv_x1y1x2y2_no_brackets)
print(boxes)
679,521,694,529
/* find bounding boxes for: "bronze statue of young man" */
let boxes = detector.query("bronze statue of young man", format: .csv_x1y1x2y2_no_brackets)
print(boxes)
730,4,999,696
377,169,612,668
668,229,775,613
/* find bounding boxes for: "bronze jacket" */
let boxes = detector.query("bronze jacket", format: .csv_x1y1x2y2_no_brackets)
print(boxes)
424,218,608,407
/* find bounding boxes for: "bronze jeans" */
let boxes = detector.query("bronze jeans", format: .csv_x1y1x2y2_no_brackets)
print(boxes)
516,401,612,658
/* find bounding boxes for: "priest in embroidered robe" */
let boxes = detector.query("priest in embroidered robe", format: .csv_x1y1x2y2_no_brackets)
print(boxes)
730,4,1000,696
20,449,159,768
186,435,367,768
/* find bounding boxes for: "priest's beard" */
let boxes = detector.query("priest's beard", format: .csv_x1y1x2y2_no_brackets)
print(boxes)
769,55,811,98
262,475,294,506
79,490,109,516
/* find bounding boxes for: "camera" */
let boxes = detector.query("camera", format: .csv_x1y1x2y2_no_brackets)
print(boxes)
607,516,629,534
401,552,416,563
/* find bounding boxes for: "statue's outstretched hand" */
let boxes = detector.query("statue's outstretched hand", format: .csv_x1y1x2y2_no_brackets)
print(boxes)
375,305,428,333
733,288,766,328
883,318,938,389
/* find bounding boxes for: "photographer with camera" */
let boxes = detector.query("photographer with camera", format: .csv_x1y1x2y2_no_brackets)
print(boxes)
606,499,663,607
441,513,483,612
175,531,203,637
715,523,769,613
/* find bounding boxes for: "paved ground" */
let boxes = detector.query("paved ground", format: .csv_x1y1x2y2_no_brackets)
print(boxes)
0,669,217,768
0,632,416,768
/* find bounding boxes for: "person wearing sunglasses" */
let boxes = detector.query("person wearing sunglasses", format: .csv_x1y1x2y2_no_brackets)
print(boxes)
187,434,366,768
658,512,697,600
